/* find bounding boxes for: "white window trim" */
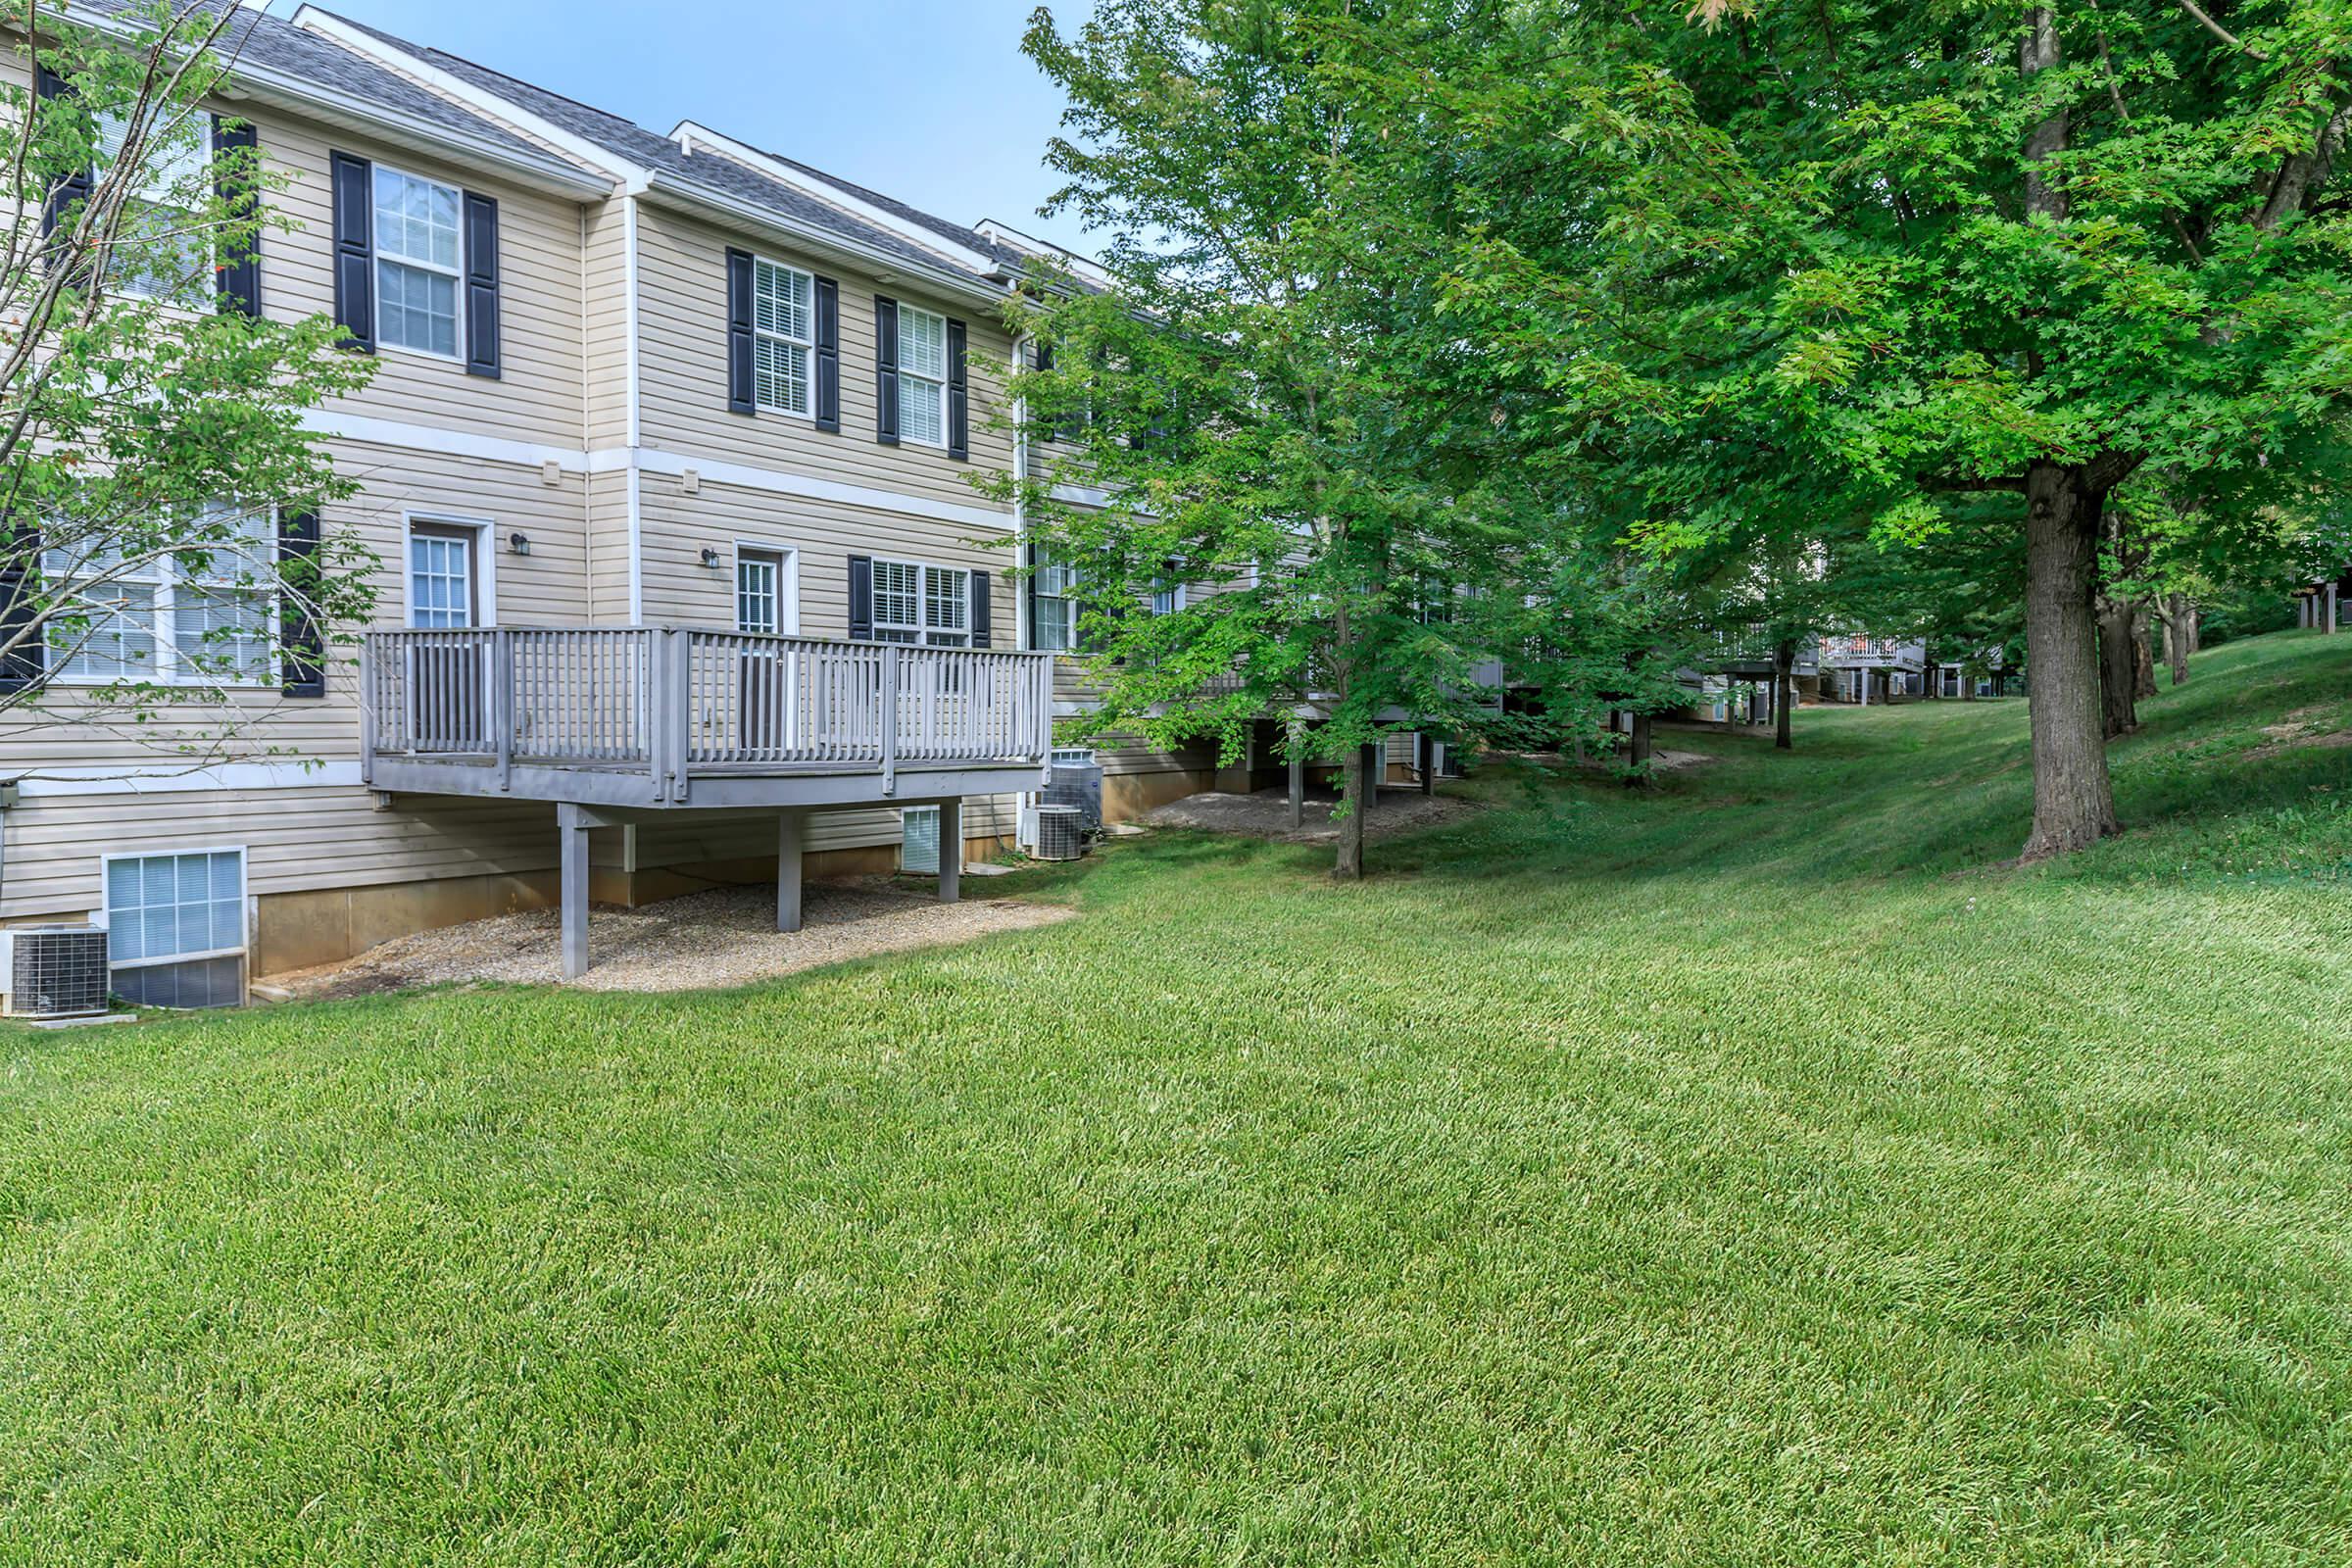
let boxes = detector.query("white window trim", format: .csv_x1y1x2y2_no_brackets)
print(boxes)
44,506,279,690
871,555,969,647
751,256,817,421
897,303,949,450
732,542,801,635
95,105,211,300
98,844,251,970
372,161,466,366
1030,551,1080,653
403,513,499,628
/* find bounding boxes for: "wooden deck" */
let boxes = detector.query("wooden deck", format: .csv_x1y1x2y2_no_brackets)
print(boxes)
359,627,1057,977
361,627,1057,808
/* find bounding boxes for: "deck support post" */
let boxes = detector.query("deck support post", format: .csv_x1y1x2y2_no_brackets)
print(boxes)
1361,743,1381,808
937,797,961,904
777,809,806,933
558,803,592,980
2330,584,2340,636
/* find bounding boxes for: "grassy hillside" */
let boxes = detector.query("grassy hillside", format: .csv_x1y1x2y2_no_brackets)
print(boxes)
2,630,2348,1566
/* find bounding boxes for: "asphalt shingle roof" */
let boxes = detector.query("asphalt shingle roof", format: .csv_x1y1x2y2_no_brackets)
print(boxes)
74,0,560,169
322,12,1015,289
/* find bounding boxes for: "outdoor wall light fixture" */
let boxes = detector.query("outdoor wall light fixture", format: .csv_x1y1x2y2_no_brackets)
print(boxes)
701,548,723,569
508,532,531,557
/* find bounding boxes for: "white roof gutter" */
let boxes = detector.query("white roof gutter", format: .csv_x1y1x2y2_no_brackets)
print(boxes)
668,120,1002,275
640,171,1012,310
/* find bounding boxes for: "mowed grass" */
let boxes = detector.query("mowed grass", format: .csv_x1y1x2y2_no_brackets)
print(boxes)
5,631,2351,1566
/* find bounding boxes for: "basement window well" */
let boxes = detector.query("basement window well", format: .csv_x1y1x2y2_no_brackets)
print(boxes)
100,848,249,1008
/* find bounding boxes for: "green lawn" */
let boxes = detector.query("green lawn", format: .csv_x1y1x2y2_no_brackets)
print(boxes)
6,631,2351,1566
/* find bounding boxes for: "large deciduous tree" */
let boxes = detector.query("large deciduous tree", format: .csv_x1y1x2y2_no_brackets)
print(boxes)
0,2,374,770
1446,0,2352,858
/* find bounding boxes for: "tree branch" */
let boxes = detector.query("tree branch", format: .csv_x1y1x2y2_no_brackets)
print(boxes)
2174,0,2269,62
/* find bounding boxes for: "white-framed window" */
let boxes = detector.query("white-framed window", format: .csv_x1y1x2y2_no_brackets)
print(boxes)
94,105,210,297
104,847,246,966
900,805,942,874
752,258,814,416
872,558,968,647
898,305,948,447
43,504,273,686
1152,578,1186,616
373,164,463,359
407,525,477,629
737,548,783,634
1031,552,1079,652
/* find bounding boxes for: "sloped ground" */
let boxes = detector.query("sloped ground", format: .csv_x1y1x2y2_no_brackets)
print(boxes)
1141,784,1483,841
3,631,2349,1566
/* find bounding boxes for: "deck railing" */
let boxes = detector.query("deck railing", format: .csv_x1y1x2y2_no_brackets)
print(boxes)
363,627,1055,799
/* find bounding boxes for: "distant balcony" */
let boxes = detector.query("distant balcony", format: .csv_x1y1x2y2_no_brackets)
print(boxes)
361,628,1056,810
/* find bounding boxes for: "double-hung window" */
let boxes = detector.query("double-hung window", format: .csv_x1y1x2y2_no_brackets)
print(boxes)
44,504,272,686
898,306,948,447
752,259,814,416
1031,553,1080,652
94,106,209,297
872,559,969,647
374,165,463,358
1152,578,1186,617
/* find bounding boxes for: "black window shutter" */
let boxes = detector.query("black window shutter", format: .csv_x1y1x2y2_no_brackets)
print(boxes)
462,191,500,378
0,517,45,694
1023,539,1039,652
947,318,969,461
813,274,841,432
329,152,374,353
873,296,900,445
725,247,755,414
36,65,91,251
279,509,325,698
211,116,262,317
970,569,992,648
848,556,874,641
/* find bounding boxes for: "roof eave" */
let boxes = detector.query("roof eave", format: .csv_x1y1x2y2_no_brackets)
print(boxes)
222,72,614,200
35,9,614,201
640,171,1012,310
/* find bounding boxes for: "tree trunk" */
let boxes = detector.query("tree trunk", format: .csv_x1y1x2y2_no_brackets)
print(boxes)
1963,671,1979,701
2098,595,2138,738
1334,743,1365,881
2132,607,2158,700
1774,642,1794,750
1627,711,1653,782
2166,592,2191,685
2023,463,2120,858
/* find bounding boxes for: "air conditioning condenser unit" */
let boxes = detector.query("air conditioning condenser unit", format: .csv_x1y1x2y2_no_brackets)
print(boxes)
0,926,112,1019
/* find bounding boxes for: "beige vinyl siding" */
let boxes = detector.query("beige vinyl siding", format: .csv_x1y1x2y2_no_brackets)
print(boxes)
630,206,1015,515
582,198,633,448
0,785,560,922
585,468,636,623
636,477,1015,639
0,445,589,771
256,115,590,446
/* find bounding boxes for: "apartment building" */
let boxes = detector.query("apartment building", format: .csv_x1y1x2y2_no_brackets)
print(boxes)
0,3,1217,995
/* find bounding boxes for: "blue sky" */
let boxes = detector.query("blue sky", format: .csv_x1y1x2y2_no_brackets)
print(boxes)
292,1,1102,253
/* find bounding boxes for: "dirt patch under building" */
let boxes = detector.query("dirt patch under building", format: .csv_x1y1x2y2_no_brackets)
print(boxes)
1141,786,1485,843
267,880,1076,999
